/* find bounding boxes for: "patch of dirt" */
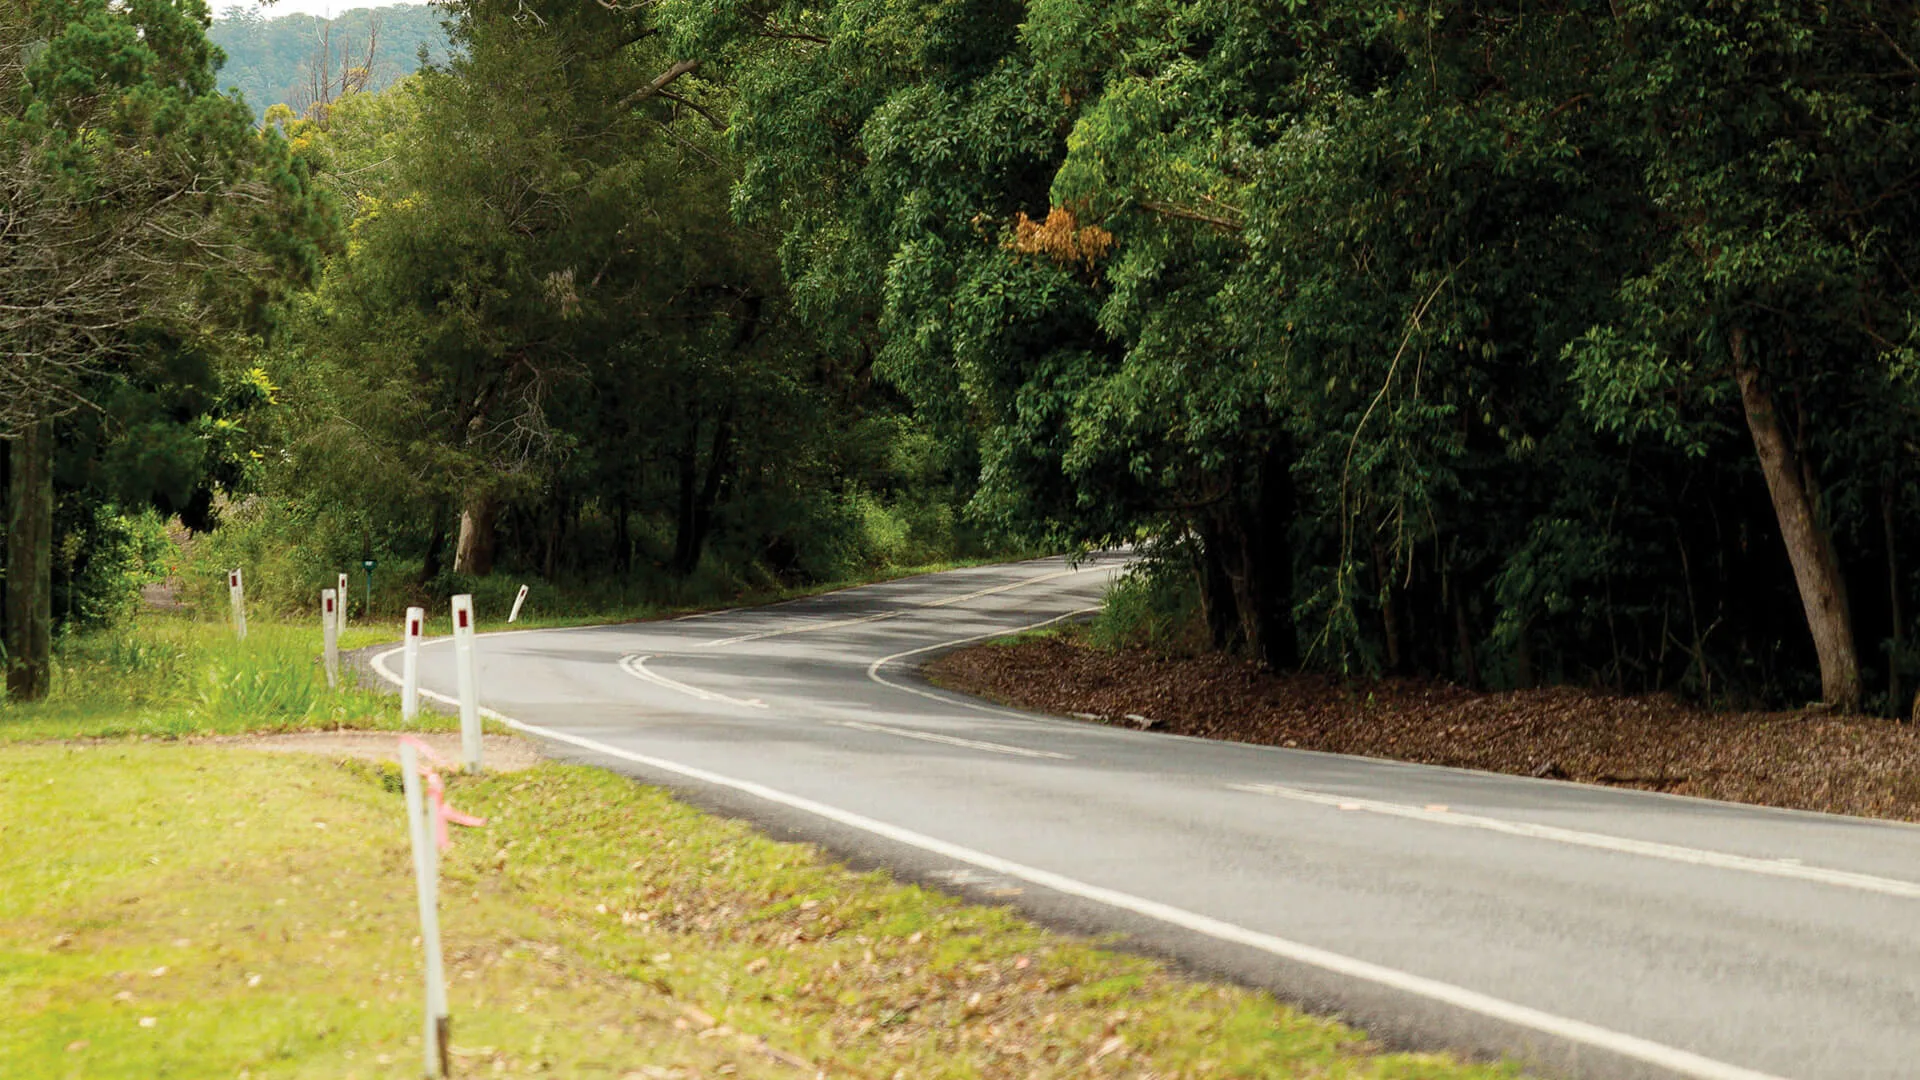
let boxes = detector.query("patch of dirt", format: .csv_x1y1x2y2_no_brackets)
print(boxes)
139,581,186,611
926,636,1920,822
210,731,543,773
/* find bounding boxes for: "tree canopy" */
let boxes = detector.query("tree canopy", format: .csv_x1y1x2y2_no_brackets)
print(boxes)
12,0,1920,718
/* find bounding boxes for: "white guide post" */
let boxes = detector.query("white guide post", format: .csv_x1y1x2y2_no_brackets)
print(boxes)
322,589,340,689
402,606,425,723
451,594,481,771
337,572,351,632
227,569,248,640
508,584,529,624
399,741,450,1077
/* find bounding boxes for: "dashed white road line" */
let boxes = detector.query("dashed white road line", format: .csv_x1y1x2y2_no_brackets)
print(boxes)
619,653,767,709
1232,782,1920,900
829,719,1073,759
363,642,1784,1080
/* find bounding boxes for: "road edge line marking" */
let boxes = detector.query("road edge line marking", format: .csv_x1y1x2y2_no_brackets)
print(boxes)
864,608,1103,720
829,719,1073,760
1233,782,1920,899
363,643,1782,1080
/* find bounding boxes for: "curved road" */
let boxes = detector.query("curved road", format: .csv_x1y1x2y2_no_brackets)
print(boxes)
374,555,1920,1080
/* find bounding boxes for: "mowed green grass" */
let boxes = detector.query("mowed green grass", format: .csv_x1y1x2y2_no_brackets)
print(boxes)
0,743,1521,1079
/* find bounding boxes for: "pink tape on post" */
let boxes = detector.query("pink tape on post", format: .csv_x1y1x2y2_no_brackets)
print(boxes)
399,736,489,850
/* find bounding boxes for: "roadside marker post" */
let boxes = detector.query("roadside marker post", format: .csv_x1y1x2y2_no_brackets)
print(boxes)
451,595,481,771
508,584,529,624
398,740,451,1078
228,569,248,640
402,607,425,723
322,589,340,689
337,572,351,632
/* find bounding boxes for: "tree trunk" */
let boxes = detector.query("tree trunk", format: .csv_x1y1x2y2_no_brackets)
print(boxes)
6,421,55,702
671,419,701,575
672,406,734,576
1194,523,1240,651
614,493,631,574
1245,442,1299,670
1452,585,1481,689
1205,441,1299,670
453,493,498,577
418,504,448,586
1885,478,1904,718
1732,329,1861,711
1372,541,1404,673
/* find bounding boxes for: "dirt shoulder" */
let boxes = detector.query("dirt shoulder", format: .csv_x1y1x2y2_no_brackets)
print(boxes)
926,634,1920,823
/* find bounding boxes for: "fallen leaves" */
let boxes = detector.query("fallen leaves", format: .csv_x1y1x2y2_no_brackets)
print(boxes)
931,637,1920,822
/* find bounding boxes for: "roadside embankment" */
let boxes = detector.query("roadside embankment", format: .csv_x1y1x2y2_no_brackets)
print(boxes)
928,632,1920,822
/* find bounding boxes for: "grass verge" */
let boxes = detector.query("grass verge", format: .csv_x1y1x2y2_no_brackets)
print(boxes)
1,742,1518,1079
0,616,444,744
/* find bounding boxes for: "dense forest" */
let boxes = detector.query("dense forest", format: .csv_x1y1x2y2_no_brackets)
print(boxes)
208,4,452,121
7,0,1920,719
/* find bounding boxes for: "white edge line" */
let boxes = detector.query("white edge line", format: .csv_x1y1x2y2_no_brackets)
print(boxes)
864,607,1104,721
368,642,1786,1080
1232,782,1920,900
830,719,1074,760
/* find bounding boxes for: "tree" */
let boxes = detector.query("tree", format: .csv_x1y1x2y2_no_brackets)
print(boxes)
0,0,331,700
1573,0,1920,712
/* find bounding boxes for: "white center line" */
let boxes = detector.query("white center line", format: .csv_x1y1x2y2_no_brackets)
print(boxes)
619,654,768,710
1231,782,1920,900
700,567,1090,648
829,719,1073,759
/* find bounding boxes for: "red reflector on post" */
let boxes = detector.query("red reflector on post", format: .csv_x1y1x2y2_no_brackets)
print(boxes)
230,574,238,587
326,599,334,612
458,610,469,629
409,619,420,635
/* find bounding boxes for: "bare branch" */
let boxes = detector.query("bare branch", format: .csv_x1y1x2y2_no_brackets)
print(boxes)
617,59,700,112
655,88,727,131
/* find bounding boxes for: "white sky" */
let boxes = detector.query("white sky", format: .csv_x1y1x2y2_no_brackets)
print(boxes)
217,0,429,19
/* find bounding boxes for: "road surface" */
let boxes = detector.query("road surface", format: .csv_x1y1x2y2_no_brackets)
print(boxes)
373,555,1920,1080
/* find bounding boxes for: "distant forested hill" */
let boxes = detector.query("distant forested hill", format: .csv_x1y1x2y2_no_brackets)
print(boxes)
210,4,453,120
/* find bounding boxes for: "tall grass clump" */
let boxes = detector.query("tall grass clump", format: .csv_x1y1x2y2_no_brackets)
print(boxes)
1,615,437,742
1090,561,1207,655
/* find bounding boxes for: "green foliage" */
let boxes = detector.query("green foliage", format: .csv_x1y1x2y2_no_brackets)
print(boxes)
209,4,454,121
1091,563,1206,656
1,0,340,701
670,0,1920,710
69,0,1920,713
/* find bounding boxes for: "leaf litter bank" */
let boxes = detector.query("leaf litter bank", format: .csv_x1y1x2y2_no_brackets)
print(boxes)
928,635,1920,822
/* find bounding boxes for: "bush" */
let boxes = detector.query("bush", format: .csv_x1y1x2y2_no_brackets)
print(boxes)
40,504,173,634
1090,560,1206,655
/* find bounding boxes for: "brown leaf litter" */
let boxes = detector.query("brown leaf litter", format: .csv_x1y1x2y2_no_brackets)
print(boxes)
927,636,1920,822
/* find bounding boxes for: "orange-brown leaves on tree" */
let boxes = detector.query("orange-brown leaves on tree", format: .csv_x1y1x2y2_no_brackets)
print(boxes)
1007,207,1114,272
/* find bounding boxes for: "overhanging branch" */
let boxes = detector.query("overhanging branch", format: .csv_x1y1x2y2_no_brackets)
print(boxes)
618,59,700,112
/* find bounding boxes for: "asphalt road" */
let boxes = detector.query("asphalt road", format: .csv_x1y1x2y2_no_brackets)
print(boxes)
373,555,1920,1080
